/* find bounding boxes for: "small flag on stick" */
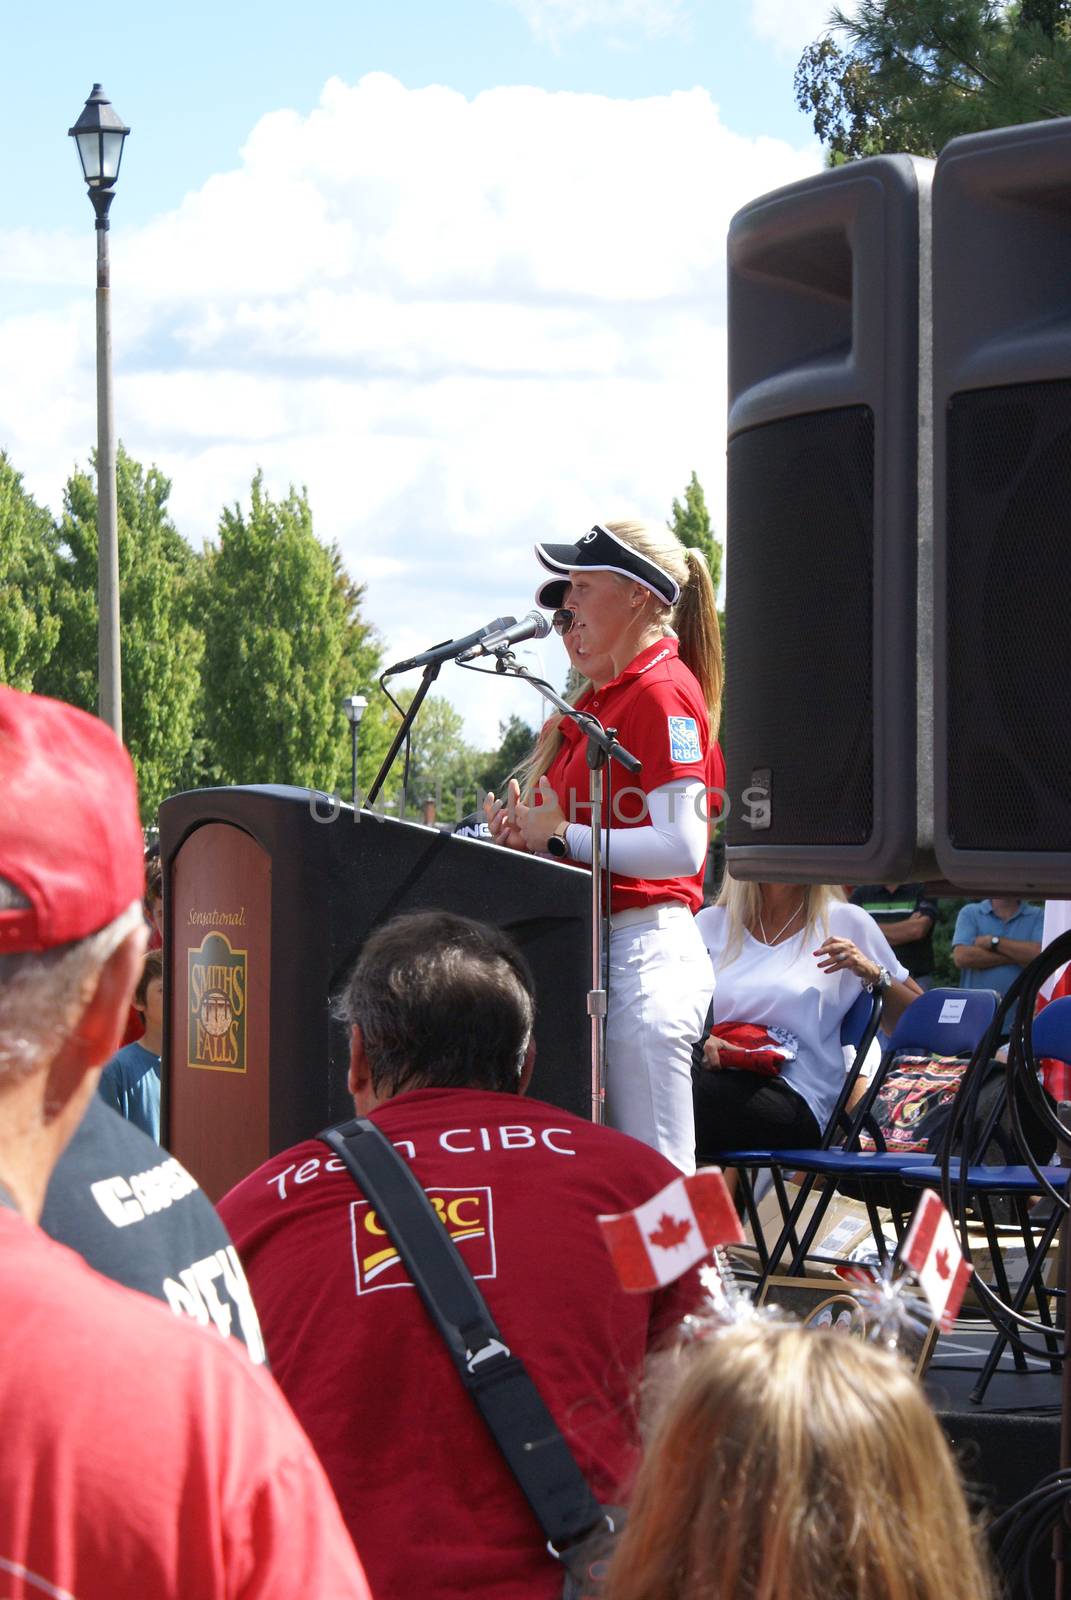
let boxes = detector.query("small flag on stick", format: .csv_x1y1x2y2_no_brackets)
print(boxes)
599,1169,743,1292
897,1191,971,1332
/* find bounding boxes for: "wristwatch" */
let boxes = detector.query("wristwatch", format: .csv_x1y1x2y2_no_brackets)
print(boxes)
866,965,893,993
544,823,570,860
990,934,1001,951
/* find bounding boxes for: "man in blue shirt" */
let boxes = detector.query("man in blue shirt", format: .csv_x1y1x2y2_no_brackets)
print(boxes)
99,949,162,1140
952,895,1043,1033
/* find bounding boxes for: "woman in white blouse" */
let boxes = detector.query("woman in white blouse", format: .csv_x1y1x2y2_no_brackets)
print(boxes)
693,874,922,1160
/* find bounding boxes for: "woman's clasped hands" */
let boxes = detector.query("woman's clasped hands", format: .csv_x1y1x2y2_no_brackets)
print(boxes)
483,776,567,854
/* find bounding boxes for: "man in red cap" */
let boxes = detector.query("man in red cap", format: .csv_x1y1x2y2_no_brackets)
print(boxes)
0,688,371,1600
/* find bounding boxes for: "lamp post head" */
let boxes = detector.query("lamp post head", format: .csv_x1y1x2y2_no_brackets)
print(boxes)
69,85,130,229
342,694,369,727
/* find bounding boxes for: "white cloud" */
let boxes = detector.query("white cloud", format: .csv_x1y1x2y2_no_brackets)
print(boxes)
748,0,841,56
502,0,689,45
0,72,819,742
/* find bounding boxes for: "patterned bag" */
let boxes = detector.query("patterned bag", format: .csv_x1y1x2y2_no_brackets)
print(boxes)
856,1053,967,1155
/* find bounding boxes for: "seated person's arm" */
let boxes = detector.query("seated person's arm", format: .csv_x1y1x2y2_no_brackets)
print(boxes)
880,910,934,946
954,942,1008,970
814,938,921,1032
989,936,1041,967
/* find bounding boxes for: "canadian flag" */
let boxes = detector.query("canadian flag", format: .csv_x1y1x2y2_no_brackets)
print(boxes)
1037,902,1071,1101
599,1170,743,1292
898,1191,972,1332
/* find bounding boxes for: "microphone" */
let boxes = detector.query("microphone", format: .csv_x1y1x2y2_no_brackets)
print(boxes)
456,611,552,662
384,616,516,676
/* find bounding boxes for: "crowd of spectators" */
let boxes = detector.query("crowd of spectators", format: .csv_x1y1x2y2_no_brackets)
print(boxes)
0,682,1011,1600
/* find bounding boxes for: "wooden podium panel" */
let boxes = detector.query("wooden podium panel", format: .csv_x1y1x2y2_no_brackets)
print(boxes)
168,824,271,1201
161,786,591,1200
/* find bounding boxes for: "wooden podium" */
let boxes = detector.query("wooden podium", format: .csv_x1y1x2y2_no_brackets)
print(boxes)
159,786,591,1199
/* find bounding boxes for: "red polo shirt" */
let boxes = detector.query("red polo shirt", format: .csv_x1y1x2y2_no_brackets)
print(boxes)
542,638,724,914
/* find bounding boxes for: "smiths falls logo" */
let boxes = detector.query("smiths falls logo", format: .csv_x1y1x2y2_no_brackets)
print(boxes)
188,931,247,1073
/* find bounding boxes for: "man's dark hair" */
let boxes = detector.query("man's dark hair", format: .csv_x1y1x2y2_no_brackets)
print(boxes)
337,911,535,1097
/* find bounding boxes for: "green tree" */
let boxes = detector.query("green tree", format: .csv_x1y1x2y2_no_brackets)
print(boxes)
0,453,60,690
390,689,488,822
668,470,722,593
479,714,537,796
37,446,205,821
796,0,1071,163
200,472,388,797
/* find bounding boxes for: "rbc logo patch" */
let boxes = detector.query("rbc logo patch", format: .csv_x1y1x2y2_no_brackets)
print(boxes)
668,716,701,763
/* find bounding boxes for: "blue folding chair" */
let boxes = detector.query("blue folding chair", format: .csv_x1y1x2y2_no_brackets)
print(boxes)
753,987,1000,1290
697,986,884,1275
902,995,1071,1401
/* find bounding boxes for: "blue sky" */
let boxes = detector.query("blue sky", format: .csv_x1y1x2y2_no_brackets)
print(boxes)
16,0,820,231
3,0,832,738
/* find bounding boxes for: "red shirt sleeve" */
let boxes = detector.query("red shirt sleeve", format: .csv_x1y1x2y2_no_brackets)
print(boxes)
621,672,710,794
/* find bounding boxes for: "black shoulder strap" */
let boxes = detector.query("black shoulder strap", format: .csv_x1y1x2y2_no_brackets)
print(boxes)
320,1117,604,1550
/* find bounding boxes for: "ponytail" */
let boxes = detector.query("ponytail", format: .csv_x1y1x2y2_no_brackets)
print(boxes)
675,547,723,736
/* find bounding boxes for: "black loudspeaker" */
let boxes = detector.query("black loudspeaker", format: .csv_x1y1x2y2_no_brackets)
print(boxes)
158,787,591,1199
933,120,1071,894
724,155,934,883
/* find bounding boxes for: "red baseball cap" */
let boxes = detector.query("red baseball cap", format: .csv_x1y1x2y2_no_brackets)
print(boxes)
0,688,145,954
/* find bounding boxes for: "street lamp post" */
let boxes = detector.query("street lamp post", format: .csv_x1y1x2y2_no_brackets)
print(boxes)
68,84,130,737
342,694,369,808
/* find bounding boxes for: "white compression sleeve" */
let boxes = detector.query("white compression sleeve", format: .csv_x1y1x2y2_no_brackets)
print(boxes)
562,780,709,878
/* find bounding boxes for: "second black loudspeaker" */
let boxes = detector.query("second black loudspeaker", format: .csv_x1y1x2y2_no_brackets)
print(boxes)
724,154,933,885
933,118,1071,895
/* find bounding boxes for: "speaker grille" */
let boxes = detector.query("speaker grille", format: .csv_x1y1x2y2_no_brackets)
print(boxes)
725,407,875,848
945,380,1071,851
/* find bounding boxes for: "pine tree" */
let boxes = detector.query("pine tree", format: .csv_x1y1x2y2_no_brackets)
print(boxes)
796,0,1071,162
0,453,60,691
668,471,723,592
199,472,388,797
37,447,204,821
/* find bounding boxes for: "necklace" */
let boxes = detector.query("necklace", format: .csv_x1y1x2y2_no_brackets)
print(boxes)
756,899,804,946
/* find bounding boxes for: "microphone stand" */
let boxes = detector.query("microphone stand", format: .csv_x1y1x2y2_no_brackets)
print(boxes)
366,660,442,808
367,616,518,809
489,652,641,1124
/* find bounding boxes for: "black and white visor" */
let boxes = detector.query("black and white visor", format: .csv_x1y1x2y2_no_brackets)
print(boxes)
534,575,570,610
533,525,680,608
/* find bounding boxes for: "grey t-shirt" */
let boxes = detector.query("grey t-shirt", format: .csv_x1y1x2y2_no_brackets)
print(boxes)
41,1096,266,1363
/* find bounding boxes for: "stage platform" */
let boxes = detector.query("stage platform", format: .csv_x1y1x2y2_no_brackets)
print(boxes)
927,1322,1062,1599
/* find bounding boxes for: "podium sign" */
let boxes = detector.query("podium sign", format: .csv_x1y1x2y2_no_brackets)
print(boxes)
160,786,591,1199
169,824,272,1200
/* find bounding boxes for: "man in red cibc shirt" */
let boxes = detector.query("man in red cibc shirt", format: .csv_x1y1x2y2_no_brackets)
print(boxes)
220,909,704,1600
0,687,370,1600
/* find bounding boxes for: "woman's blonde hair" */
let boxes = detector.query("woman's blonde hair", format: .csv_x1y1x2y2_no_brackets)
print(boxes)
513,674,593,802
605,520,722,732
514,519,723,800
716,869,846,966
604,1322,995,1600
